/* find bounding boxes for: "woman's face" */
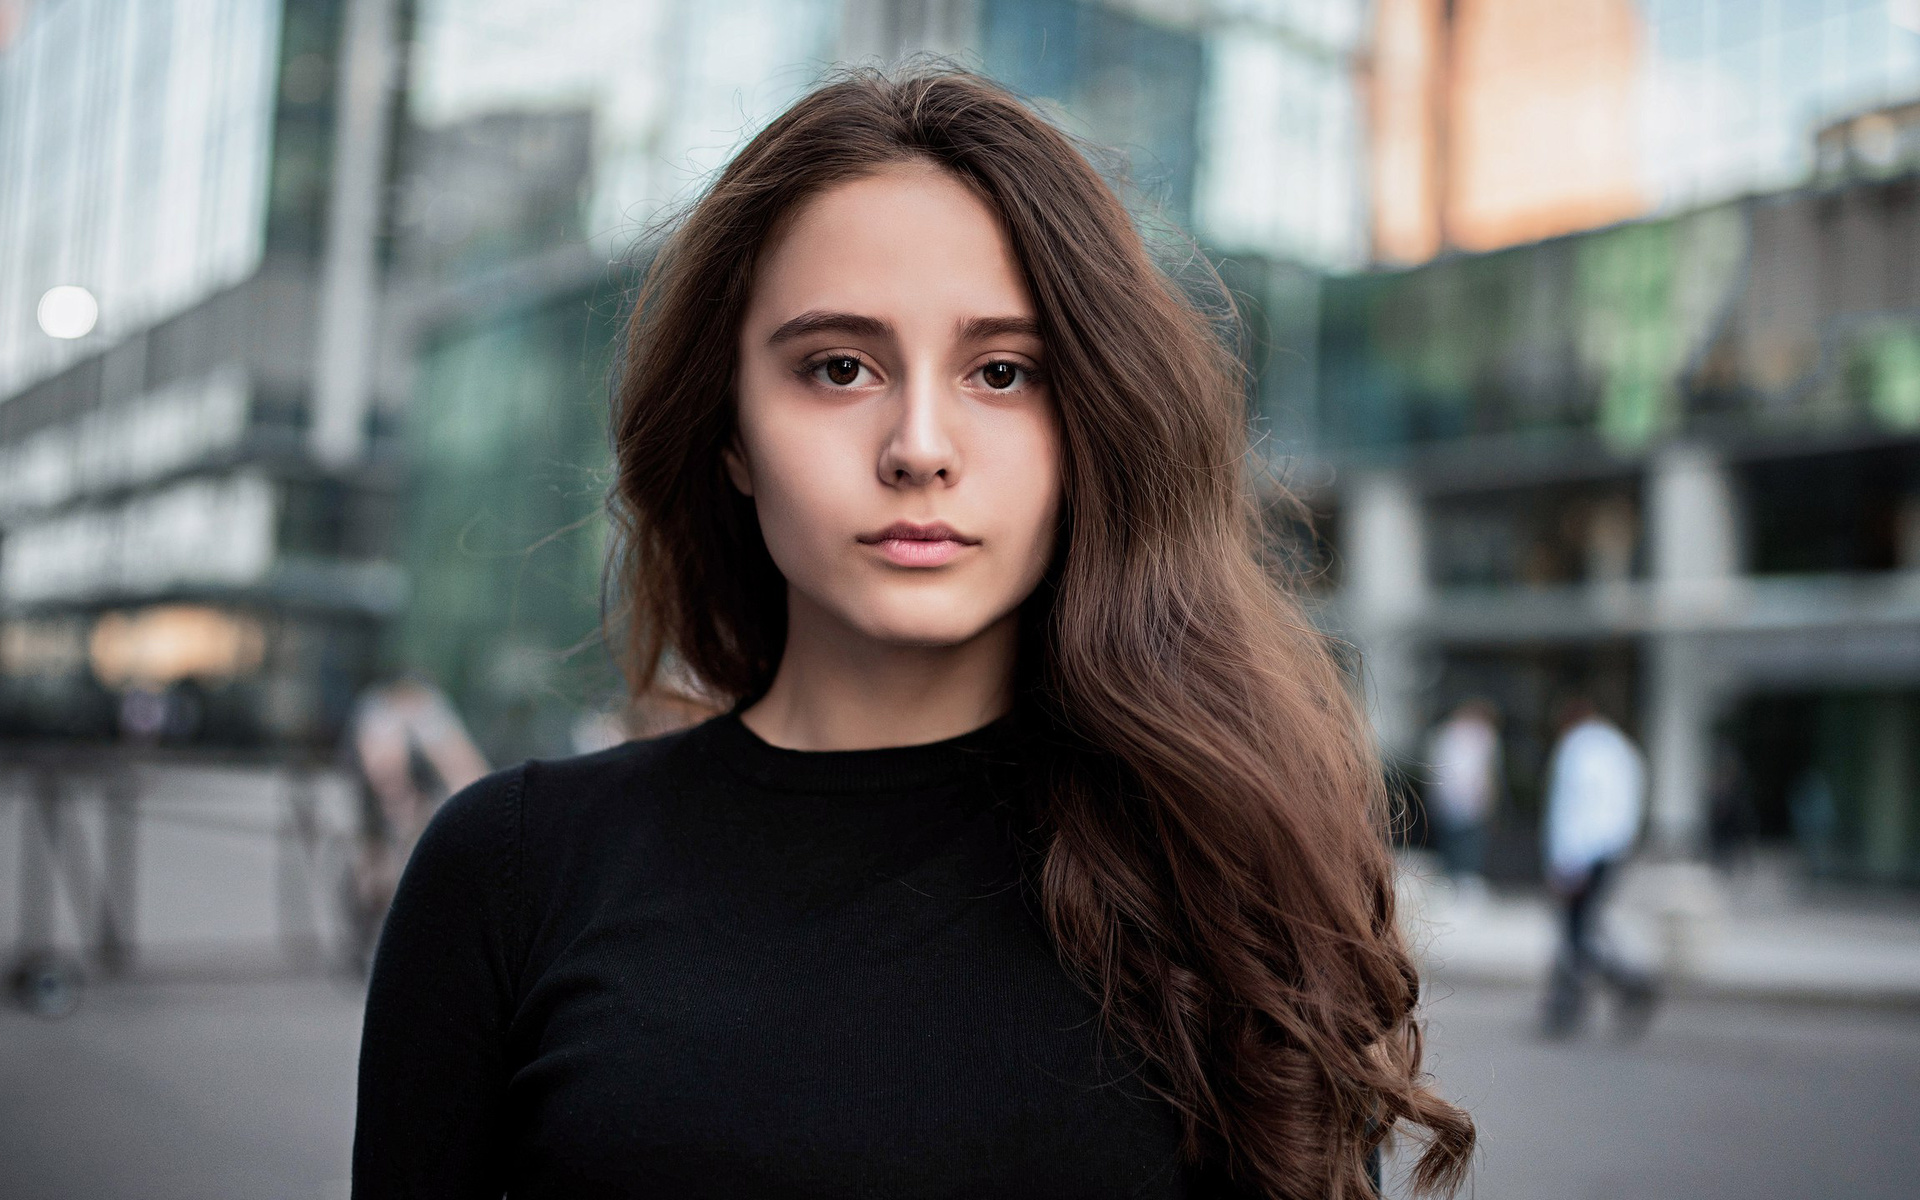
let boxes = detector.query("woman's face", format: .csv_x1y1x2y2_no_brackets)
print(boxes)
728,163,1062,650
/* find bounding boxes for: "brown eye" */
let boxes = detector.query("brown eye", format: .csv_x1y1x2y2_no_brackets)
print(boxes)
822,356,862,386
981,361,1020,389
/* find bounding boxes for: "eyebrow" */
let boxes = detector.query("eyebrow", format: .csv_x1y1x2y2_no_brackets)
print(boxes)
764,310,1044,347
766,311,894,345
956,315,1043,343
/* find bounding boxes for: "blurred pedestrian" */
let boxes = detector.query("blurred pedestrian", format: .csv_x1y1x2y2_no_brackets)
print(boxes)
1424,698,1501,894
343,675,487,964
1540,694,1659,1038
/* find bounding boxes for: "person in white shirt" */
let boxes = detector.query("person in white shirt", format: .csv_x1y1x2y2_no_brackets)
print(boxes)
1424,700,1501,884
1540,695,1659,1037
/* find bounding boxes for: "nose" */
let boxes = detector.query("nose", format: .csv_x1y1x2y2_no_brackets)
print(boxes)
877,372,958,488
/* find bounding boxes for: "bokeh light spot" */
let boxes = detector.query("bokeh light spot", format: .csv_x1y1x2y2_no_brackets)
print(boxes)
36,284,99,339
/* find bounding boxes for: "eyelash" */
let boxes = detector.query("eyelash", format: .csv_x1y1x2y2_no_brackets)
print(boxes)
974,360,1046,391
795,354,1046,392
797,354,877,389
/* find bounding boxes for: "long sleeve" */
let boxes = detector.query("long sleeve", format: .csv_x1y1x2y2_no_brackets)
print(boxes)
353,767,526,1198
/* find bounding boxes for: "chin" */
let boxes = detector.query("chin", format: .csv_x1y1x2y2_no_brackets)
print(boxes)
849,592,1007,649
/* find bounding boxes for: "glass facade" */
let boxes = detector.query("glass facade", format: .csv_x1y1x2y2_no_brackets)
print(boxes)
400,0,1370,270
1642,0,1920,209
981,0,1208,229
980,0,1368,267
264,0,346,259
1320,175,1920,455
0,0,282,397
1196,10,1367,266
405,0,841,268
1320,203,1752,452
396,286,621,763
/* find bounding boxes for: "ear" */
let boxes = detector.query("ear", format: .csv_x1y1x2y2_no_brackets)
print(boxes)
722,435,754,496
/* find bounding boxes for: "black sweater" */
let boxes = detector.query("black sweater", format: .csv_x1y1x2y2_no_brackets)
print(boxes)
351,709,1212,1198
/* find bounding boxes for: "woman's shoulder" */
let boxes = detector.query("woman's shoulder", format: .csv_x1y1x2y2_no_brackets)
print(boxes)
523,719,710,801
422,717,718,864
385,721,726,994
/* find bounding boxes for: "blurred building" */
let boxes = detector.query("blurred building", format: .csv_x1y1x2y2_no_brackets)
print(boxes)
381,105,617,763
0,0,403,747
1371,0,1650,260
1323,95,1920,884
1370,0,1920,263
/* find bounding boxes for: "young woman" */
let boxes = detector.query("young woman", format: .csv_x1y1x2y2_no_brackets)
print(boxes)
353,69,1473,1199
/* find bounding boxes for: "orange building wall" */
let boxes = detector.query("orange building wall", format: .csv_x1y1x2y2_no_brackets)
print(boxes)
1370,0,1652,262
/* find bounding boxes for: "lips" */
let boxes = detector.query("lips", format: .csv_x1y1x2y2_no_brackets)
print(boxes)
857,521,979,568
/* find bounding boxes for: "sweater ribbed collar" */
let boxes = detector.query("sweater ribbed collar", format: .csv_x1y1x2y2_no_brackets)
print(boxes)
699,706,1033,795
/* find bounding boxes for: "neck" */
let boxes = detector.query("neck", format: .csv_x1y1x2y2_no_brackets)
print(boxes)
740,590,1019,751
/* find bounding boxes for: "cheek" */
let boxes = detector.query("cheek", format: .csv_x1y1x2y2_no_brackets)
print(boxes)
739,407,865,555
979,407,1064,573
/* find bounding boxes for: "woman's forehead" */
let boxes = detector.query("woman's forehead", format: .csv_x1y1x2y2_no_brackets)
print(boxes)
745,166,1036,334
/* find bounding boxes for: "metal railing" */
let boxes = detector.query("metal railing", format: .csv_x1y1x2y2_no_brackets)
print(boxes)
3,743,368,1016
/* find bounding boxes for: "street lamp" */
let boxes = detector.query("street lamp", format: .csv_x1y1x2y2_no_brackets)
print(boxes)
37,285,99,339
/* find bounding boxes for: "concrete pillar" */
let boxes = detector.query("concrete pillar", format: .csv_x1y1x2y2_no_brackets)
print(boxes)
1644,633,1713,854
1643,444,1742,853
1648,443,1741,599
1343,468,1428,758
309,0,399,468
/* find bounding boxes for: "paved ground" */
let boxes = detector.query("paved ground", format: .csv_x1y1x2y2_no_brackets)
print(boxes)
0,973,365,1200
1388,982,1920,1200
3,974,1917,1198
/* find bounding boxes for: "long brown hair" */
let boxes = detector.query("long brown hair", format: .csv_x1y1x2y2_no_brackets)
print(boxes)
608,67,1472,1199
